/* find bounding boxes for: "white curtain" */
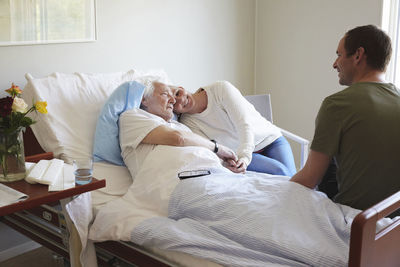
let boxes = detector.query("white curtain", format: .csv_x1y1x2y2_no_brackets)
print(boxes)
382,0,400,85
4,0,95,45
10,0,40,42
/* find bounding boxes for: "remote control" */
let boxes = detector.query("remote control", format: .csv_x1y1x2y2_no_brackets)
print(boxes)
178,170,211,180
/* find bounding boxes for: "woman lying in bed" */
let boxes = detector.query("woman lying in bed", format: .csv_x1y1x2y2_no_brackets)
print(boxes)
90,78,394,267
171,81,296,176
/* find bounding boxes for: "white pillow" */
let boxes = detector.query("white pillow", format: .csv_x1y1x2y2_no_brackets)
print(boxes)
22,69,170,164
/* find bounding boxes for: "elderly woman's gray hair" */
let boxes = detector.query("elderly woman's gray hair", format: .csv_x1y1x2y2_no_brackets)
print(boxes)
136,75,169,99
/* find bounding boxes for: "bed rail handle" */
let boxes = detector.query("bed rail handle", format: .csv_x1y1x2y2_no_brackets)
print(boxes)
349,191,400,267
279,128,309,169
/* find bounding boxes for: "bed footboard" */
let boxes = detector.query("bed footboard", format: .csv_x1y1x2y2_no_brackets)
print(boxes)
349,191,400,267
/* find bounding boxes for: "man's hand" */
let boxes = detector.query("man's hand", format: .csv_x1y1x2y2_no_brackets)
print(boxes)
290,150,331,188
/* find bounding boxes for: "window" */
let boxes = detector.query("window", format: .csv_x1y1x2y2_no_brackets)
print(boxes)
382,0,400,85
0,0,96,46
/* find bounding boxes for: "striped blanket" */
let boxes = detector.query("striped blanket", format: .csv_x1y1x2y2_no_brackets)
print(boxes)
131,170,360,267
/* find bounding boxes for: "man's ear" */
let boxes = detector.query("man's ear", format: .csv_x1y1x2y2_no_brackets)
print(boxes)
355,47,365,62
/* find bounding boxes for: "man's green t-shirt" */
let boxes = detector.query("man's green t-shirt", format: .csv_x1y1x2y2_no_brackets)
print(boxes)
311,82,400,214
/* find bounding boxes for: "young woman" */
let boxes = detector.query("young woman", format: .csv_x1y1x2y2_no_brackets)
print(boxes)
171,80,296,176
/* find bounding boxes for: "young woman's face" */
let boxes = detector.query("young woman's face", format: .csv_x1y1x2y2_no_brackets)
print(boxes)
171,86,195,114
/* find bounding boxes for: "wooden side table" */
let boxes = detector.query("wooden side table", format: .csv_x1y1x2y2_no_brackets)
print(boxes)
0,152,105,266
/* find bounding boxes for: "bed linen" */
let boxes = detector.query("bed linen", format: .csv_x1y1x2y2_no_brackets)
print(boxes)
65,159,221,267
89,145,223,240
88,144,363,267
88,154,225,267
66,147,398,267
130,171,359,267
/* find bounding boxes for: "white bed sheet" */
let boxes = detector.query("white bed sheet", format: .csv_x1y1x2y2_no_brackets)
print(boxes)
87,155,224,267
90,145,222,240
80,155,397,267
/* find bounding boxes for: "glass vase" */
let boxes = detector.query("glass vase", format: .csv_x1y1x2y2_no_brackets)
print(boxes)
0,129,26,182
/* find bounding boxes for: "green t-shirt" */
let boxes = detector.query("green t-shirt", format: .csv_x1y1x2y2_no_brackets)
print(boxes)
311,82,400,214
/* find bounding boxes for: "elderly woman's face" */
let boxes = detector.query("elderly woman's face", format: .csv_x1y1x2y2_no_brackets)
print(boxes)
141,82,175,121
171,86,195,114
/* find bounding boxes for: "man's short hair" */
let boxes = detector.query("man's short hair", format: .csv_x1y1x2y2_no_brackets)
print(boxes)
344,25,392,71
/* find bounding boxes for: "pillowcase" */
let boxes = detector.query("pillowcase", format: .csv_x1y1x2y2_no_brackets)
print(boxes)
23,70,138,163
93,73,172,165
22,69,170,164
93,81,144,165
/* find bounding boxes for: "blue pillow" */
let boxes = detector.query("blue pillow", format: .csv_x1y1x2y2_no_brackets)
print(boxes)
93,81,145,165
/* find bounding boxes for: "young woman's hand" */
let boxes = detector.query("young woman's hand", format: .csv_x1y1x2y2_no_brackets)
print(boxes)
216,144,238,163
234,158,247,173
223,158,246,173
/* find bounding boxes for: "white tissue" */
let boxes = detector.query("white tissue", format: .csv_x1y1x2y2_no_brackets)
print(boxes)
26,160,51,184
25,162,38,184
49,163,75,191
41,159,64,185
63,164,76,189
25,159,75,192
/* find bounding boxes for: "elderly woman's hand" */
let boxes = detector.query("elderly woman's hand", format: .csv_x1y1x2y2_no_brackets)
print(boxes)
223,158,246,173
216,144,238,163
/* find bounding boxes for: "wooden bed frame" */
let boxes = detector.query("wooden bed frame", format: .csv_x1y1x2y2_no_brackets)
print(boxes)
2,127,399,267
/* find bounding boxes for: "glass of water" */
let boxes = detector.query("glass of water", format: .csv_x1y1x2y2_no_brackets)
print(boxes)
73,157,93,185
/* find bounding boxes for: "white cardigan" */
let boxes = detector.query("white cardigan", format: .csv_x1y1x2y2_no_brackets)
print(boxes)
180,81,282,165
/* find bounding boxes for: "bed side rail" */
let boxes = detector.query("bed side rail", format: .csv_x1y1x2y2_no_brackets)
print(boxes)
349,191,400,267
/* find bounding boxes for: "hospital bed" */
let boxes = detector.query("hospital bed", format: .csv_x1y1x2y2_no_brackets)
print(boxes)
2,70,399,267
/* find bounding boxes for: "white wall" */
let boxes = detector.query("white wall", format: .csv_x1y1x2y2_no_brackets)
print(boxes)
0,0,388,259
255,0,383,148
0,0,255,95
0,0,256,260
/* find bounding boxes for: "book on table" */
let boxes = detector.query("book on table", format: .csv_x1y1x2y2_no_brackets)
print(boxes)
0,183,28,207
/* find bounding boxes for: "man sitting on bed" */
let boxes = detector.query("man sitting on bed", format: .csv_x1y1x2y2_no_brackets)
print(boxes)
290,24,400,217
119,79,240,177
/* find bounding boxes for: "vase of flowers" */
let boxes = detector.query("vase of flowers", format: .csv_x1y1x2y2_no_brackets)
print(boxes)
0,83,47,182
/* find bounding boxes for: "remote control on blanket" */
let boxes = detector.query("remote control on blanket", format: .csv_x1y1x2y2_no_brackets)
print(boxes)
178,170,211,180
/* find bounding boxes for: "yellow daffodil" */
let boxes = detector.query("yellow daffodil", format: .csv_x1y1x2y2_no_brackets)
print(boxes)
34,101,48,114
5,83,22,98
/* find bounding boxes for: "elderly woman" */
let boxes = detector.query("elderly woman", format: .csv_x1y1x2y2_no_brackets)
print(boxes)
171,81,296,176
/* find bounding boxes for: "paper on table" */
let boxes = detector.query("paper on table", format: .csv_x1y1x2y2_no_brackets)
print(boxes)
0,183,28,207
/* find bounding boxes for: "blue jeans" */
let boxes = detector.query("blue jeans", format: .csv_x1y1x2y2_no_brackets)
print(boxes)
247,136,296,176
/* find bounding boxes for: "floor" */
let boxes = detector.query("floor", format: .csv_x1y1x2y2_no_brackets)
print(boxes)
0,246,136,267
0,246,66,267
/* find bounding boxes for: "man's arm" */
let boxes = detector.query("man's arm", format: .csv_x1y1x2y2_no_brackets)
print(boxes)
290,150,331,189
142,125,238,162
